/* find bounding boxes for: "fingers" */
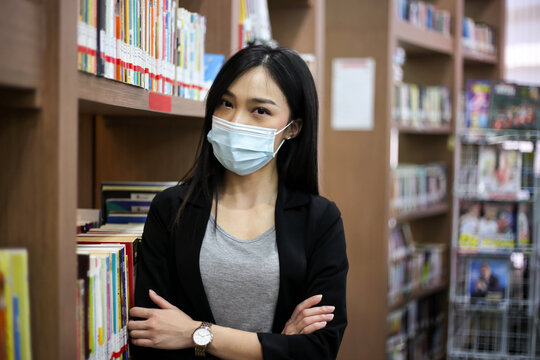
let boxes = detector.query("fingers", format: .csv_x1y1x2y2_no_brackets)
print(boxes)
128,319,150,331
149,289,177,310
291,294,323,321
129,307,153,319
297,305,335,319
301,321,328,335
129,329,152,339
131,338,155,347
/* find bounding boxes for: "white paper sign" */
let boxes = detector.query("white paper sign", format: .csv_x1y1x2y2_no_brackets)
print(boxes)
331,58,375,131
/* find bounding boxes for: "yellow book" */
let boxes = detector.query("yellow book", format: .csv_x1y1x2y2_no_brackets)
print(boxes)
0,251,14,360
10,250,31,360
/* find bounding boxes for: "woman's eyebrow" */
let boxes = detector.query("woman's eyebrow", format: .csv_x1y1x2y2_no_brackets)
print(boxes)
250,97,277,105
224,90,276,105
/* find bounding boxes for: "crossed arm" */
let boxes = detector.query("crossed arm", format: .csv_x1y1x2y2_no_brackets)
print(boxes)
128,290,335,360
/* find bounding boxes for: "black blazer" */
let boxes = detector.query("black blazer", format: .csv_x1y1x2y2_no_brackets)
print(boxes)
132,182,348,359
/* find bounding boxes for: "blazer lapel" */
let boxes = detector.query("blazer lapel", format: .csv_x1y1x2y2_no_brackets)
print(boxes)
173,195,215,323
272,183,311,332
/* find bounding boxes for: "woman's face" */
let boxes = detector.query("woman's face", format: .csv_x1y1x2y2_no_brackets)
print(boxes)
213,66,294,151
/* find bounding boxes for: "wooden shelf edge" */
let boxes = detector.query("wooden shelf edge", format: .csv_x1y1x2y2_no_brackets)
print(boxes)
392,202,449,222
77,72,205,118
0,0,42,90
388,281,448,312
393,123,452,135
463,47,498,64
395,19,453,55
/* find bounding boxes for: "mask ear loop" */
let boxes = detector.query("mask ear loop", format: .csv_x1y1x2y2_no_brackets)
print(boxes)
273,120,295,157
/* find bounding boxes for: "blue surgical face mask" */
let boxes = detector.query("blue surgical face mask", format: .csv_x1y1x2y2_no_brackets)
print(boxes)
207,115,294,176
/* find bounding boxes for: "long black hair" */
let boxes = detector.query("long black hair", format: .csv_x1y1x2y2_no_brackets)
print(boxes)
176,45,319,222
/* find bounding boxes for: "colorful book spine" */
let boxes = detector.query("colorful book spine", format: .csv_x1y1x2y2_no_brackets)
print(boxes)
390,163,447,215
77,243,130,360
0,249,31,360
463,17,496,55
393,83,451,128
396,0,451,36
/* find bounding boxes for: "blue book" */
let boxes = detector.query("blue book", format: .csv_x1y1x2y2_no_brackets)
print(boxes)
13,296,20,360
204,54,225,83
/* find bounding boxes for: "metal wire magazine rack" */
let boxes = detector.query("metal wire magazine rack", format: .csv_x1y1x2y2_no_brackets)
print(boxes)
448,129,540,359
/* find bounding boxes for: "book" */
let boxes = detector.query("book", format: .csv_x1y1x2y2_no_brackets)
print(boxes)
466,80,491,129
77,244,130,360
0,250,31,360
458,201,481,249
477,146,522,196
468,257,509,305
77,235,141,309
100,181,176,224
478,203,516,251
517,203,532,248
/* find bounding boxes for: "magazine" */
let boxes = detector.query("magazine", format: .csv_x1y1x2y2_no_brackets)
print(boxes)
468,257,508,305
477,146,522,196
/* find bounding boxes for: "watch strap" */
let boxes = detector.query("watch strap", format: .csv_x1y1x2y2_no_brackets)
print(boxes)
194,322,213,357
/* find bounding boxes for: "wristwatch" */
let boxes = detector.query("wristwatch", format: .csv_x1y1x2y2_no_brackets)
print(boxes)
193,321,213,357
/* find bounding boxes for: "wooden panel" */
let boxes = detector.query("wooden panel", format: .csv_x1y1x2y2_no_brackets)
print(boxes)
0,0,42,89
269,2,315,54
324,0,392,359
78,114,95,208
402,55,455,87
181,0,238,56
94,116,204,208
78,72,205,118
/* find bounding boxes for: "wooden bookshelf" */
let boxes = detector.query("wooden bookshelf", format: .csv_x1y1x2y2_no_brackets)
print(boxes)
394,124,453,135
0,1,78,359
395,18,453,55
322,0,505,359
393,202,450,222
0,1,42,90
388,280,448,312
1,0,325,359
78,72,205,118
463,48,498,64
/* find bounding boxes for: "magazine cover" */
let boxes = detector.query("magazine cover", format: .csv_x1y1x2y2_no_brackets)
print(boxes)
517,203,532,248
490,82,518,130
466,80,491,129
478,203,516,251
468,257,509,304
477,146,522,195
458,201,481,249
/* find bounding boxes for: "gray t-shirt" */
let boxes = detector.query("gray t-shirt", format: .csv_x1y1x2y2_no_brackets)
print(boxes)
199,216,280,333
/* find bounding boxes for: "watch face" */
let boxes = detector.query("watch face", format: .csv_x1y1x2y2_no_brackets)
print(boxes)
193,327,212,346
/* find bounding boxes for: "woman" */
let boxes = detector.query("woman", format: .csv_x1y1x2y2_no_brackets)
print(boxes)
128,45,348,359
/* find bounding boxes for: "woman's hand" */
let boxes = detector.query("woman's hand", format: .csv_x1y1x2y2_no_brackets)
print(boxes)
128,289,199,349
281,295,335,335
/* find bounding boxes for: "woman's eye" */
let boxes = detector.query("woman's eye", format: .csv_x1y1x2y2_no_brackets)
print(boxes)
254,107,270,115
221,99,233,108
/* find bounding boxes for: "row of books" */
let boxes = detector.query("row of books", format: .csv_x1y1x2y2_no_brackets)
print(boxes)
77,1,208,100
389,224,446,306
0,249,31,360
458,144,533,199
466,80,540,130
393,83,451,129
100,182,177,225
387,293,445,360
390,163,447,215
238,0,273,49
76,236,140,360
396,0,451,36
463,17,496,56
